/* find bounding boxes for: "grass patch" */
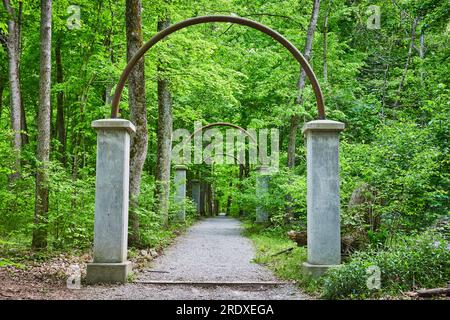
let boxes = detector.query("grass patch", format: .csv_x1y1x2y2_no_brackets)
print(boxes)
242,221,321,296
127,271,136,283
0,257,26,269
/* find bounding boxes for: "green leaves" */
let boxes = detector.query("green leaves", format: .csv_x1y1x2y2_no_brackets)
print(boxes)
321,232,450,299
340,120,447,241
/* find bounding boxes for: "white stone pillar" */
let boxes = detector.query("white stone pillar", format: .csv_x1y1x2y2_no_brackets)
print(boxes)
199,182,207,216
190,179,201,214
86,119,135,284
255,165,270,223
301,120,345,278
174,165,187,222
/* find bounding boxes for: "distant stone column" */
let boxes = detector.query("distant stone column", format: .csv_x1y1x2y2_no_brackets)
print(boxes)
190,179,201,214
210,186,216,216
301,120,345,278
86,119,135,284
255,165,270,223
205,183,211,216
174,165,188,222
207,184,214,216
199,182,207,216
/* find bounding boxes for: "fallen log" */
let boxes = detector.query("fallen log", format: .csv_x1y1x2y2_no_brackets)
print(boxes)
406,287,450,298
416,287,450,297
287,230,359,255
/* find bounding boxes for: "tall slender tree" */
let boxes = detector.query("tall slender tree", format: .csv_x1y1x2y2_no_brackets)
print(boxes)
394,15,420,107
287,0,320,168
32,0,52,249
55,33,66,164
155,16,173,227
284,0,321,223
323,7,329,83
126,0,148,246
0,60,6,119
0,72,4,118
2,0,23,181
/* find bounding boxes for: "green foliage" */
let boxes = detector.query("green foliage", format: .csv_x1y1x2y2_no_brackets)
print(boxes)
0,141,96,250
340,121,448,244
223,166,307,227
1,0,449,300
321,232,450,299
47,162,95,249
0,257,25,269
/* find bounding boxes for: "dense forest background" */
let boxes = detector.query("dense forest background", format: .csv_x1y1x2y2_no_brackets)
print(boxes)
1,0,449,299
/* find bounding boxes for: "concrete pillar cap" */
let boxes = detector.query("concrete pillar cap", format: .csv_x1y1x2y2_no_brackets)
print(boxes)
302,120,345,135
255,165,273,175
174,164,188,171
92,119,136,134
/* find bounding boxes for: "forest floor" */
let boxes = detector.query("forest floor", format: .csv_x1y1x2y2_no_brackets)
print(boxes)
0,216,307,300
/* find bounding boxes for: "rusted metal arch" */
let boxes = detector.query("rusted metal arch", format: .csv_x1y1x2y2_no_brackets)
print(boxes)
111,15,326,119
204,153,245,165
188,122,257,144
189,122,254,167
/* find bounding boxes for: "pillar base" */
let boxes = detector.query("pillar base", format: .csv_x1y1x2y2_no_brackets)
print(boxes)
86,261,132,284
302,262,339,279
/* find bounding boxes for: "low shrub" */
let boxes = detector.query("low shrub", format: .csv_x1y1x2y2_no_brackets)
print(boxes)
321,231,450,299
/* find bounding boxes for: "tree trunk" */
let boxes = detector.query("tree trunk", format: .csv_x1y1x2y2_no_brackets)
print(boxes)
20,98,28,145
16,0,27,147
105,83,114,105
32,0,52,250
287,0,320,168
155,18,173,228
394,16,420,107
238,164,244,216
3,0,22,181
0,75,4,118
323,9,329,82
418,27,425,86
199,181,206,216
287,114,300,168
419,27,425,59
126,0,148,246
285,0,320,224
55,34,66,164
104,2,115,106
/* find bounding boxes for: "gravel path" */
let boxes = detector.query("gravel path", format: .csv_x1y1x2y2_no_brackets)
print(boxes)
81,216,307,300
